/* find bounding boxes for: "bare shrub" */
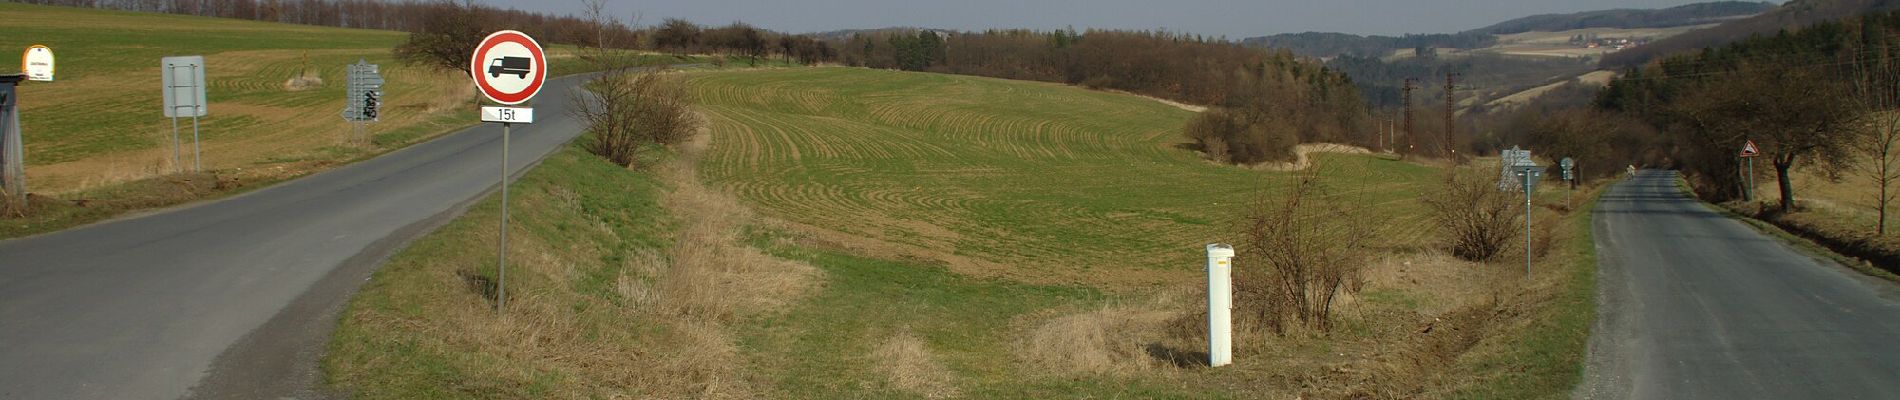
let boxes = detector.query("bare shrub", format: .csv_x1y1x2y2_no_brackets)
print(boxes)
1424,167,1523,262
1235,167,1369,335
572,2,700,168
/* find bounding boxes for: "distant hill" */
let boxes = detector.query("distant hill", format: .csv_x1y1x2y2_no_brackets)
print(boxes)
1602,0,1900,68
1472,1,1775,35
1245,1,1771,59
1241,32,1495,58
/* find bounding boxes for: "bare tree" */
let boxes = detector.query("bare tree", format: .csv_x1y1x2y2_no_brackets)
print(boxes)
1671,61,1858,214
1852,45,1900,235
392,0,489,76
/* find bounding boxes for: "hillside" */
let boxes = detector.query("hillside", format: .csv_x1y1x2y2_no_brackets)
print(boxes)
330,66,1603,398
1246,1,1768,59
1471,1,1773,35
1603,0,1900,68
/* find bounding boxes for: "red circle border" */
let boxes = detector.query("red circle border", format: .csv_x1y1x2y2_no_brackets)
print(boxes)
469,30,547,105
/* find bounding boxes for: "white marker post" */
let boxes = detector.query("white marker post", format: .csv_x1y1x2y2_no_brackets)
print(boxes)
1206,243,1235,367
471,30,548,313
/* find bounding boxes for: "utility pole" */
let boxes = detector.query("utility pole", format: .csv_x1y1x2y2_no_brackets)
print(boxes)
1445,73,1462,164
1403,78,1418,159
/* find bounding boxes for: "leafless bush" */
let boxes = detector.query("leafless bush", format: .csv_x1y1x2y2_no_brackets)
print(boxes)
1235,168,1369,335
1424,167,1523,262
571,1,699,168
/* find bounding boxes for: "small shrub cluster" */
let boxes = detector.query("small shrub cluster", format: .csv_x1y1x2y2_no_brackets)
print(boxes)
575,68,699,168
1425,167,1523,262
1234,169,1369,335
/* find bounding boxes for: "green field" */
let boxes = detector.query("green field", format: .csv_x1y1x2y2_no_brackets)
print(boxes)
332,66,1602,398
688,68,1440,287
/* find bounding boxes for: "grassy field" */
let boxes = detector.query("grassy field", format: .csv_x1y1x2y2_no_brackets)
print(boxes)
0,3,715,238
687,68,1442,287
329,66,1602,398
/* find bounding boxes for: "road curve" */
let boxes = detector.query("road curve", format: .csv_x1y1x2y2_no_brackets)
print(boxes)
1579,170,1900,399
0,74,592,399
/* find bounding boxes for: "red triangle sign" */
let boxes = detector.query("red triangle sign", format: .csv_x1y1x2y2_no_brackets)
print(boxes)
1741,140,1760,157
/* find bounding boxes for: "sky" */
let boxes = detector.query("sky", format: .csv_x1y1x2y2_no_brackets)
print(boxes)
481,0,1752,38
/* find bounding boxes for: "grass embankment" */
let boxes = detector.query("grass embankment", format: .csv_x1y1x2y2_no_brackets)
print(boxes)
0,2,705,239
328,67,1602,398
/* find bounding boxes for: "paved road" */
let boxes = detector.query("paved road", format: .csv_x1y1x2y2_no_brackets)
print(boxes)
0,74,591,399
1580,170,1900,399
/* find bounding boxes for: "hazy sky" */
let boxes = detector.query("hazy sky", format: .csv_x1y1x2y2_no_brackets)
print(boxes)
482,0,1754,38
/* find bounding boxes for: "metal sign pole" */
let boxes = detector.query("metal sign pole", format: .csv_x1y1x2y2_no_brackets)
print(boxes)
171,116,180,173
1747,157,1755,202
1525,172,1534,276
191,112,201,172
497,122,510,313
191,64,201,173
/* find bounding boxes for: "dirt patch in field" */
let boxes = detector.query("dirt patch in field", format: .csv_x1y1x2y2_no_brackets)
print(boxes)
1237,143,1373,172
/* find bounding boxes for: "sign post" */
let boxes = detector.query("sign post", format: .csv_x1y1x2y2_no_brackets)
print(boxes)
1512,156,1543,276
1740,140,1760,202
162,55,207,173
471,30,547,313
1,74,24,204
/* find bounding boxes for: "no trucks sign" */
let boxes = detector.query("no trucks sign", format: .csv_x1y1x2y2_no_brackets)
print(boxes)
469,30,546,106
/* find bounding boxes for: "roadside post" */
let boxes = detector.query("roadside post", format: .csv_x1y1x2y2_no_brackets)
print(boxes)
1740,140,1760,202
340,59,384,144
1205,243,1234,367
1,74,24,204
3,46,53,204
1513,156,1543,276
471,30,547,313
161,55,207,173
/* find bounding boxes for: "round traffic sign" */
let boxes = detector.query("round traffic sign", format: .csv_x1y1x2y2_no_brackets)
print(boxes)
1560,157,1574,170
469,30,546,105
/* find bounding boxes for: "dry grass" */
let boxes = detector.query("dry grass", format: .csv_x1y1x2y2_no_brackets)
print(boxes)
1017,297,1185,377
653,130,820,321
873,331,963,399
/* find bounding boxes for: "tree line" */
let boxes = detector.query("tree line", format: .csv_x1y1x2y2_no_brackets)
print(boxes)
832,28,1368,164
1582,11,1900,224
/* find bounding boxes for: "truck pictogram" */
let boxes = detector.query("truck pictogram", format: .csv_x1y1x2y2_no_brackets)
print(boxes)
487,56,531,79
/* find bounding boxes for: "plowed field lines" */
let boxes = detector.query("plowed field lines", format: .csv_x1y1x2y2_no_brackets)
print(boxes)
688,68,1436,286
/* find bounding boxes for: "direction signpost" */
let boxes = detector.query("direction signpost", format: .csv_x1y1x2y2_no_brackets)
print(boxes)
341,59,385,144
1740,140,1760,202
472,30,547,313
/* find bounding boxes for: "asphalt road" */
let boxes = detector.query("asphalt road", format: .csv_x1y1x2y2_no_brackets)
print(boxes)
1579,170,1900,399
0,74,591,399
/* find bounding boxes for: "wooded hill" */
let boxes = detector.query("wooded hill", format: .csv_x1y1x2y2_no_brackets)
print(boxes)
1602,0,1900,68
1472,1,1773,35
1246,1,1772,59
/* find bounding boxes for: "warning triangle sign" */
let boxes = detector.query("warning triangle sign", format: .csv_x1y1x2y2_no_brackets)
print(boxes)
1741,140,1760,157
